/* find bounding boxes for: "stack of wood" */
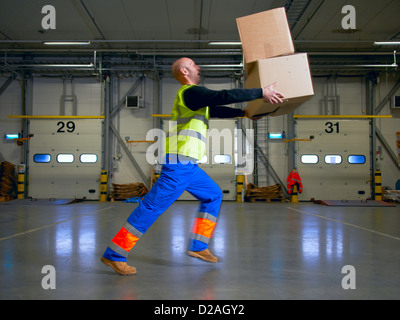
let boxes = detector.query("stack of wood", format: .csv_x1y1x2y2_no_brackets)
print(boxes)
245,183,287,203
0,161,17,201
383,189,400,203
110,182,148,201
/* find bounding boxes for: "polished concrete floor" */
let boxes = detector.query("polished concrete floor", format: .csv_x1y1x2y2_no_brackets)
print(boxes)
0,199,399,300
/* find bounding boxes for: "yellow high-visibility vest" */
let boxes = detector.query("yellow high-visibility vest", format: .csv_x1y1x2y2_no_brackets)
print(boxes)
166,85,210,161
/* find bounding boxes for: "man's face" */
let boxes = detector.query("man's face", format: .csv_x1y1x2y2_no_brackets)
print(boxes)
184,59,201,84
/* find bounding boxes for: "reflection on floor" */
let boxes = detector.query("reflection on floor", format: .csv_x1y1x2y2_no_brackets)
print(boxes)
0,200,399,300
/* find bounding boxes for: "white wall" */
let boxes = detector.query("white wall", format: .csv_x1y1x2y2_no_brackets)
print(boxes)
32,77,102,116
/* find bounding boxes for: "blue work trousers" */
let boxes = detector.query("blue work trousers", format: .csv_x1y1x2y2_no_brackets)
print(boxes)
103,159,223,262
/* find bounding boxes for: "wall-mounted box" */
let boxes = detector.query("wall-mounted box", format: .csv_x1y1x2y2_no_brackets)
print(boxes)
126,96,143,109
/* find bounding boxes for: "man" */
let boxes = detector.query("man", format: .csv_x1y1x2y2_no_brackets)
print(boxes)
101,57,284,275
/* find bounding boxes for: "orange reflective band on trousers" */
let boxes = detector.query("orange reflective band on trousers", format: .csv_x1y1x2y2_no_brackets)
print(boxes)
112,227,140,252
191,217,216,240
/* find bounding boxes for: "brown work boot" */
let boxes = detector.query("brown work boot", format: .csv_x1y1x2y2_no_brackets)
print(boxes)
101,257,137,275
187,249,218,263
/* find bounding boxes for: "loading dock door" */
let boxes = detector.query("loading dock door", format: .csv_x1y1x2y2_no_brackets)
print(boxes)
28,119,103,200
296,119,370,201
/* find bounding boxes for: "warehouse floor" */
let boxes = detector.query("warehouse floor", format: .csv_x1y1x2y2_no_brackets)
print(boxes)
0,199,399,300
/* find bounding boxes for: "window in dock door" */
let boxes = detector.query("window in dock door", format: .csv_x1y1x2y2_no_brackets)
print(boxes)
57,154,74,163
80,154,98,163
348,155,366,164
324,155,342,165
301,154,319,164
214,154,231,164
34,154,51,163
197,155,208,164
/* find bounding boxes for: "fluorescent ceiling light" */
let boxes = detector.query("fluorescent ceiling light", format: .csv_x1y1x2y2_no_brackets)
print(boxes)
43,41,91,45
373,41,400,46
198,64,243,68
208,41,242,46
311,64,398,69
360,64,398,67
44,63,94,67
21,63,94,68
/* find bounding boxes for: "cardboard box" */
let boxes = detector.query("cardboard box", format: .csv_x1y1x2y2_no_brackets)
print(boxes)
244,53,314,117
236,8,295,70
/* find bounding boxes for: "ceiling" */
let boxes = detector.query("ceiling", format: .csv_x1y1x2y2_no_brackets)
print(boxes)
0,0,399,75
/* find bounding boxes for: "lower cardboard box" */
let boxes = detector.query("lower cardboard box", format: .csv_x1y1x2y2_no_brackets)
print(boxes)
245,53,314,117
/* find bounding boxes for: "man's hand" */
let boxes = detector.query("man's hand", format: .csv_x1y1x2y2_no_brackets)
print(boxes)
244,82,285,120
262,82,285,104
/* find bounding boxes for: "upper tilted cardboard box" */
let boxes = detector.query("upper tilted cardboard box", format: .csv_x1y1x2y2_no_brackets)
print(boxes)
236,7,295,71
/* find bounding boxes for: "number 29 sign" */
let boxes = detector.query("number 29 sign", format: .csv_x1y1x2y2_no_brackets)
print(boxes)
56,121,76,133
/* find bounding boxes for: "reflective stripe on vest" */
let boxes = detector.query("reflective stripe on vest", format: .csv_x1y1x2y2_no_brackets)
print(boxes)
167,129,206,143
166,85,210,160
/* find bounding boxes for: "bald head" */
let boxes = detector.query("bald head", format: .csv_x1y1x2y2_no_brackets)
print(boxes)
171,57,201,85
172,57,190,79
